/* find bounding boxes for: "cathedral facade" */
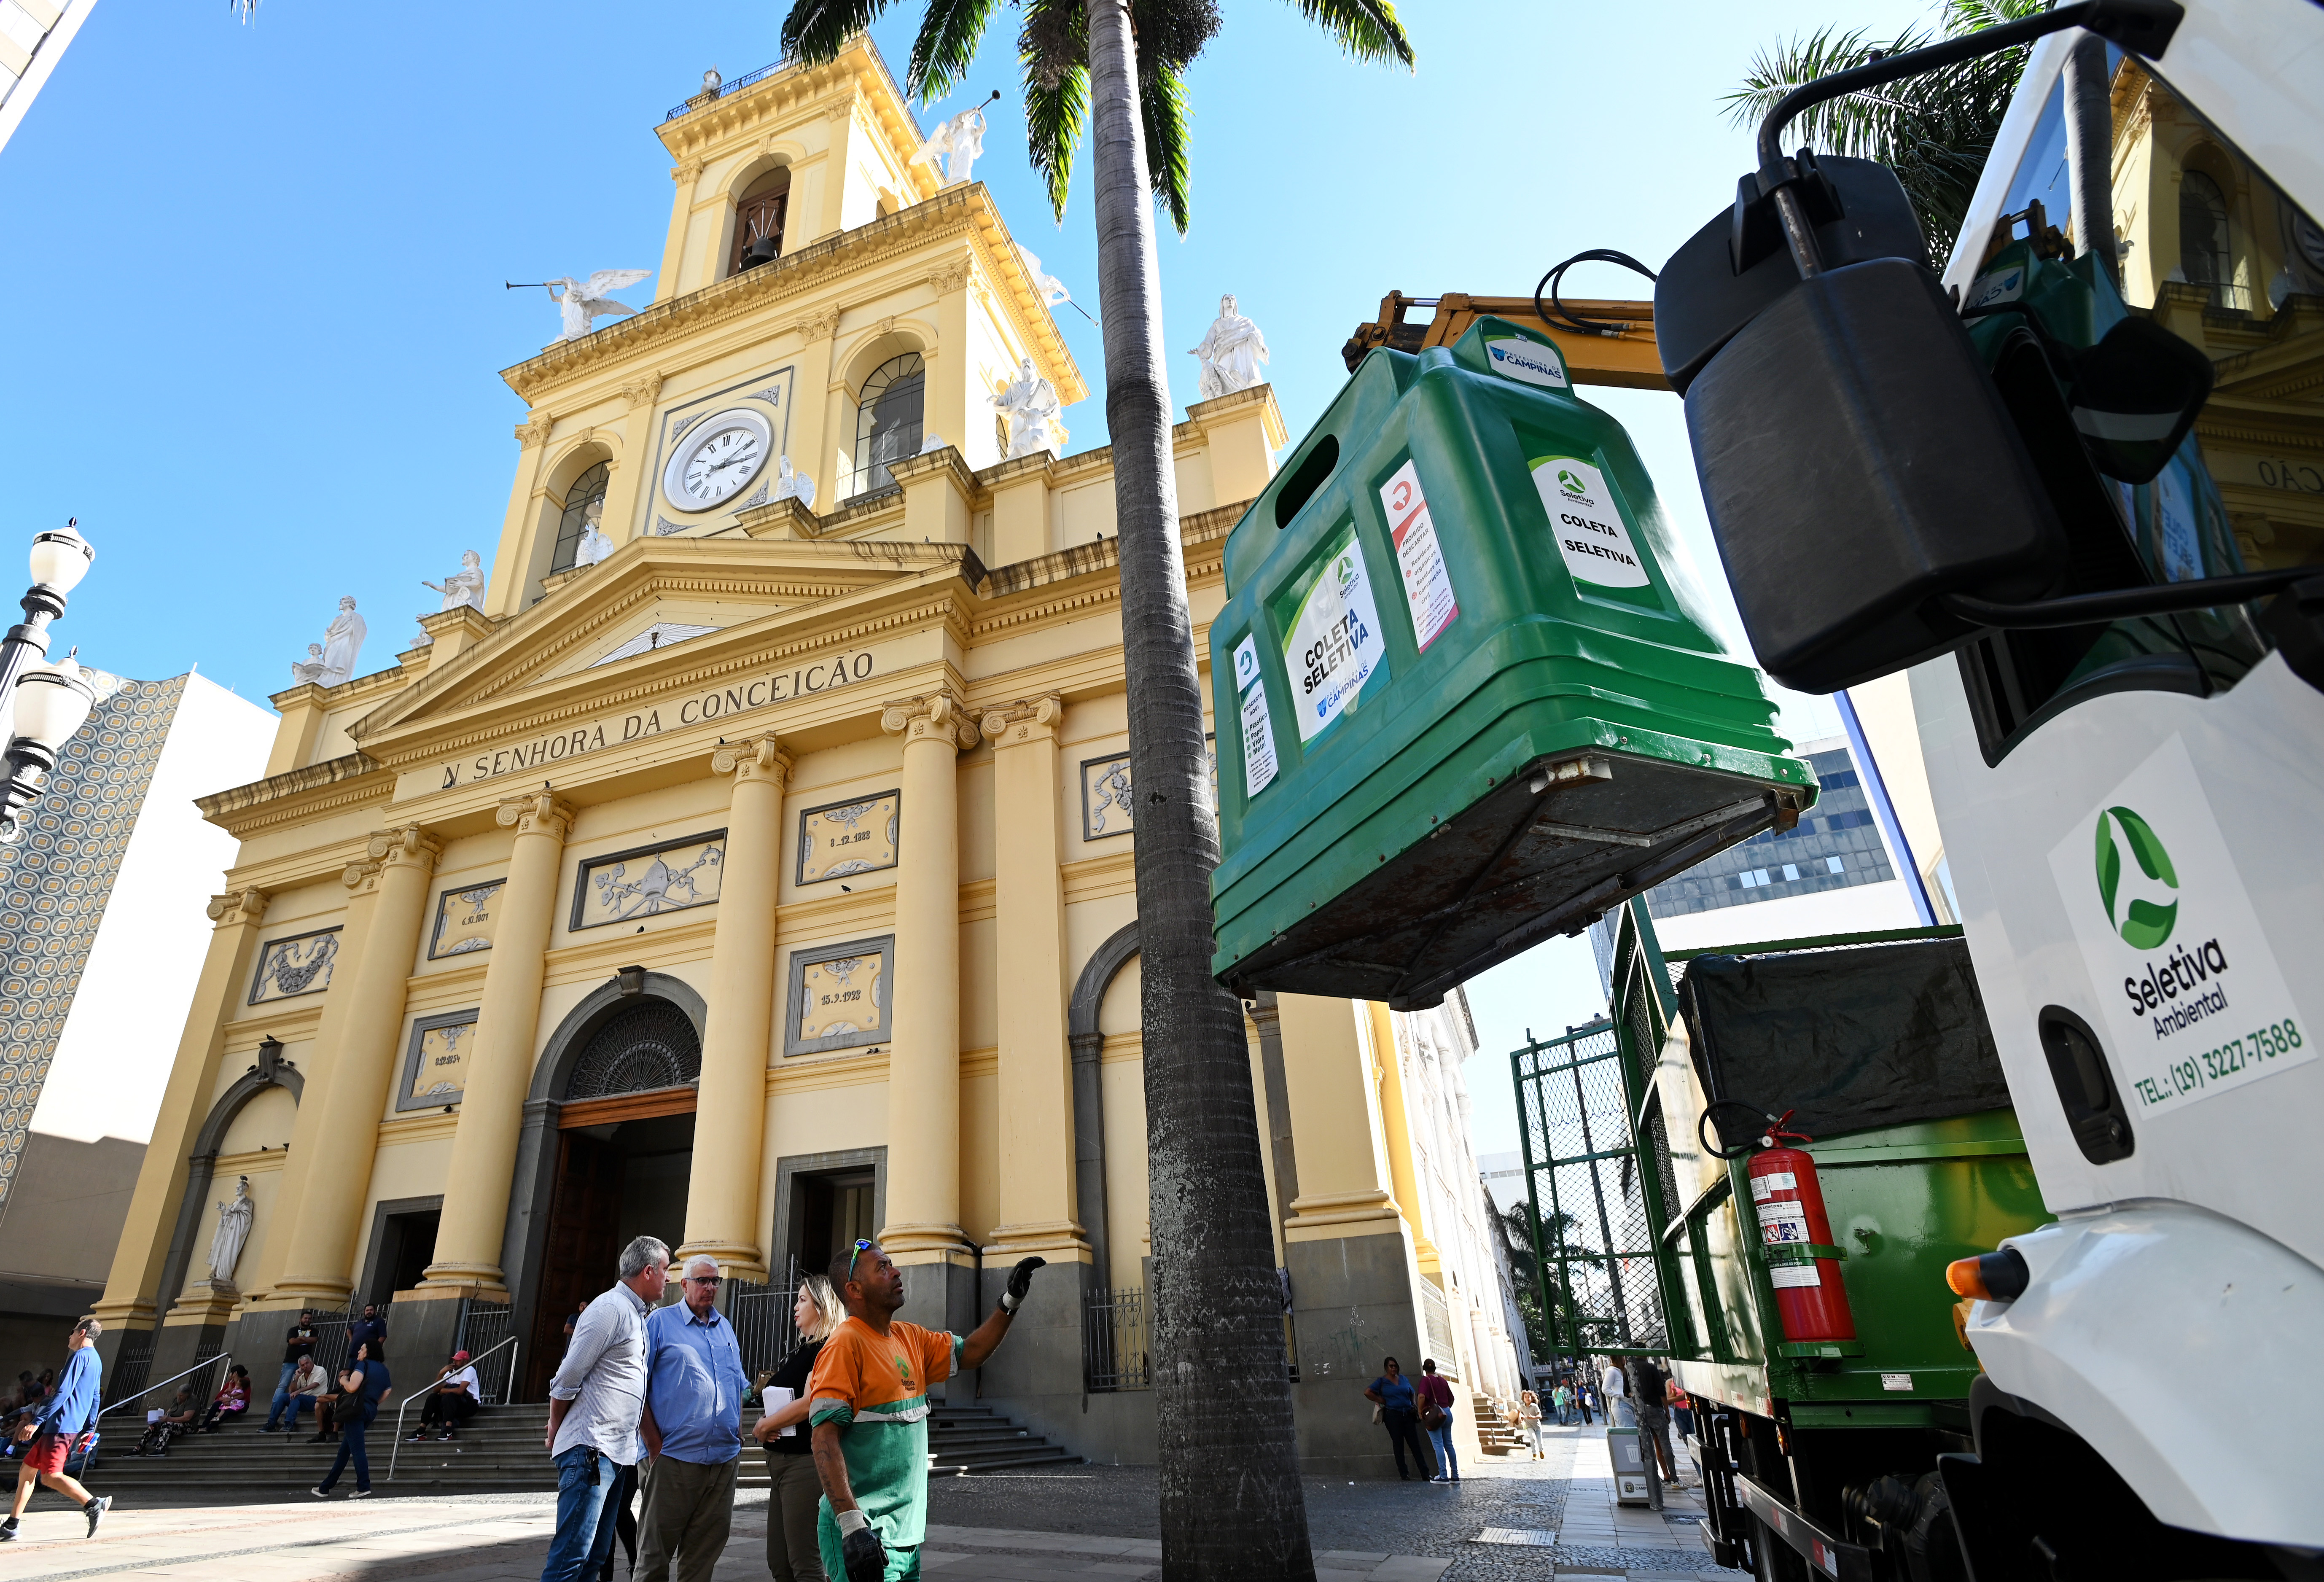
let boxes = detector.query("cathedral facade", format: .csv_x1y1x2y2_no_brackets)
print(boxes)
90,38,1524,1471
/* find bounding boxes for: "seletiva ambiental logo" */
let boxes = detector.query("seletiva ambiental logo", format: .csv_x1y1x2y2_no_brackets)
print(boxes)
2095,805,2177,949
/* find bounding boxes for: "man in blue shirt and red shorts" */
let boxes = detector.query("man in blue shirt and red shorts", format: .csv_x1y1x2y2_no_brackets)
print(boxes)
3,1316,109,1542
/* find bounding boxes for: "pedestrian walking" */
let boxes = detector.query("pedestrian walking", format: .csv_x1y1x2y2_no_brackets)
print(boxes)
1629,1357,1679,1499
311,1341,391,1499
635,1255,749,1582
1518,1390,1544,1458
1552,1379,1572,1426
1669,1379,1695,1445
1,1317,108,1542
350,1303,389,1360
1364,1357,1431,1480
809,1240,1043,1582
1415,1359,1459,1483
753,1273,843,1582
542,1235,668,1582
263,1310,321,1432
1600,1358,1630,1427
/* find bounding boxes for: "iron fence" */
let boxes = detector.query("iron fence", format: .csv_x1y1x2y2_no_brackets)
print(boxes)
102,1332,154,1408
665,59,785,121
728,1266,804,1383
302,1310,352,1378
455,1300,519,1404
1083,1285,1149,1392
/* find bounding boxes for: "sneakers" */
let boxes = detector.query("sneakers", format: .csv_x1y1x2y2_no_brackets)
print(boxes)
2,1517,19,1541
1428,1474,1449,1483
438,1428,457,1441
310,1486,329,1499
350,1489,372,1499
260,1424,279,1434
85,1496,110,1537
407,1431,430,1442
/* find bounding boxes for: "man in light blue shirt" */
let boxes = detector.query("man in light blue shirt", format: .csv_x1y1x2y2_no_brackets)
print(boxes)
636,1254,747,1582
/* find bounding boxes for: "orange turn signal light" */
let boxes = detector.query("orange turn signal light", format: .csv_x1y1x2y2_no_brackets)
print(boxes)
1945,1248,2030,1302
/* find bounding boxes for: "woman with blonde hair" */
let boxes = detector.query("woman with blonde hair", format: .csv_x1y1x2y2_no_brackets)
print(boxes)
755,1274,844,1581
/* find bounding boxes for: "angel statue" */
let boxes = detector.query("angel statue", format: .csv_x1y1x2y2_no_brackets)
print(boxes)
1018,246,1071,309
423,549,488,612
909,97,995,186
996,357,1063,460
542,270,651,341
774,456,816,510
1189,293,1272,401
574,497,616,567
207,1176,254,1286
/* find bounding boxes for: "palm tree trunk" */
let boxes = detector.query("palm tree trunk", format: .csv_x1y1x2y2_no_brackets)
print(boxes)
1082,0,1314,1574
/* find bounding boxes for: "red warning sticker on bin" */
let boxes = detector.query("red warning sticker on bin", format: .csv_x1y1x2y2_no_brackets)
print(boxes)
1380,460,1459,652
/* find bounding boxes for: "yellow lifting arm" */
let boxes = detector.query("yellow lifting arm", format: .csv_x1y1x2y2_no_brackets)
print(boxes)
1342,291,1668,391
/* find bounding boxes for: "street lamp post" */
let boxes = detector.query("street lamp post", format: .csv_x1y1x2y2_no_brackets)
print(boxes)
0,521,97,843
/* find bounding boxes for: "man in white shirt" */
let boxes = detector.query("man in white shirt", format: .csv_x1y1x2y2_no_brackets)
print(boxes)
1601,1359,1630,1427
280,1357,330,1435
541,1235,669,1582
412,1350,484,1442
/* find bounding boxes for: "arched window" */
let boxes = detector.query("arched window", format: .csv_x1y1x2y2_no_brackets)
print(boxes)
851,352,925,498
549,461,611,574
2179,168,2235,308
730,170,791,277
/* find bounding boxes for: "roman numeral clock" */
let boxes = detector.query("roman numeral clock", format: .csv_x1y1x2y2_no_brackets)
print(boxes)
662,407,773,510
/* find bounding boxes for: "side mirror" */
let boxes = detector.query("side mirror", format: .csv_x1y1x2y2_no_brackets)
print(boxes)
1682,256,2068,693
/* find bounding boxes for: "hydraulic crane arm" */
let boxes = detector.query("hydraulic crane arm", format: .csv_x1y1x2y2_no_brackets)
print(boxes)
1343,292,1668,390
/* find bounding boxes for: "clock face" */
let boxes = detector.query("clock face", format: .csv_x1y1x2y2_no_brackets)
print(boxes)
662,408,773,512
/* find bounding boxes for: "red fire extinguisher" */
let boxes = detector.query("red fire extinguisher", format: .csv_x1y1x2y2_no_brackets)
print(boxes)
1705,1105,1856,1344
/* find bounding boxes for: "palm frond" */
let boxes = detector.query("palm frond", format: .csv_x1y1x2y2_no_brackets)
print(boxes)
1021,63,1088,220
906,0,1004,102
1283,0,1415,67
1141,56,1193,234
779,0,893,64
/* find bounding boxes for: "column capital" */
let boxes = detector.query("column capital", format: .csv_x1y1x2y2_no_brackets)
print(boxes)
204,888,270,927
366,824,444,874
711,733,793,785
495,791,576,841
978,693,1064,746
880,690,979,752
341,858,383,891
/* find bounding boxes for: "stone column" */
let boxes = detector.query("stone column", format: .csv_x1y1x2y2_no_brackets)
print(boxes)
877,691,978,1321
92,889,270,1350
274,826,441,1305
420,792,575,1295
680,734,792,1282
979,696,1083,1261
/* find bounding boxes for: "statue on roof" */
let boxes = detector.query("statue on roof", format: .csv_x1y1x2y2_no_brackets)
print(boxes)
540,270,651,341
1189,293,1271,401
909,92,999,187
423,550,488,613
997,357,1063,460
775,455,816,510
574,497,615,567
293,596,365,688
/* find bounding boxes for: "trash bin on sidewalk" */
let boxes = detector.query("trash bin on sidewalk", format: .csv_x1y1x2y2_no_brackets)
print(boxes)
1607,1425,1655,1507
1209,315,1815,1011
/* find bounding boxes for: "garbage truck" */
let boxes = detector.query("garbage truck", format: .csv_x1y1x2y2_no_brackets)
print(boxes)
1249,0,2320,1574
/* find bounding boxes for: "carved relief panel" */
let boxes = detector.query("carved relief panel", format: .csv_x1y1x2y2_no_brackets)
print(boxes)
797,791,900,885
248,927,342,1005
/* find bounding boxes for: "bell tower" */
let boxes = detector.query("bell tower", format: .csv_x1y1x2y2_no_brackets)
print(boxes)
484,36,1083,615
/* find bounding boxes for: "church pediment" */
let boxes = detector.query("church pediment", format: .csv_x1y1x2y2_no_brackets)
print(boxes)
347,538,976,754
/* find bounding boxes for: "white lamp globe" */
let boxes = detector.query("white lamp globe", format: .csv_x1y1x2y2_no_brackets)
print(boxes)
13,653,97,751
28,522,94,595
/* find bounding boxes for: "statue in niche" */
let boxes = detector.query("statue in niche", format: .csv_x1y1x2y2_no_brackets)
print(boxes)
207,1176,254,1286
1189,293,1271,401
996,357,1063,460
302,596,364,687
774,456,816,510
424,550,488,613
909,96,995,186
540,270,651,341
574,498,616,567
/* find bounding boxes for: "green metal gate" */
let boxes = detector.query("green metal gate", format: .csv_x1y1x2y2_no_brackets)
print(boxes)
1511,898,1687,1357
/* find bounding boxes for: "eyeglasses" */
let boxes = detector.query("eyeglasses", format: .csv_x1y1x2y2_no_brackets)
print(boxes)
687,1275,722,1285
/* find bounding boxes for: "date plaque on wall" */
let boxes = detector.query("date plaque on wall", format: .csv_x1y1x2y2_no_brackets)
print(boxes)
798,792,900,885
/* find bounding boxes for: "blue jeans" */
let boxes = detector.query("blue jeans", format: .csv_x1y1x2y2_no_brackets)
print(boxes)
263,1364,297,1429
1427,1421,1459,1479
541,1445,625,1582
318,1412,371,1493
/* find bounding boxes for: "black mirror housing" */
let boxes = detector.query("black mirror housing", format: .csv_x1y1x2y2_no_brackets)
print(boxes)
1684,257,2069,693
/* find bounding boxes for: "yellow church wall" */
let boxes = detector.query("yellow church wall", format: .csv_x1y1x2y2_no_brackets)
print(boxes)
959,914,1000,1059
955,748,998,886
959,1062,1000,1249
217,1084,298,1157
1098,1036,1150,1281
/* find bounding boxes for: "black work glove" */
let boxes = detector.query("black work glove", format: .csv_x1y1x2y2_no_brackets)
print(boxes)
841,1523,886,1582
1000,1256,1046,1313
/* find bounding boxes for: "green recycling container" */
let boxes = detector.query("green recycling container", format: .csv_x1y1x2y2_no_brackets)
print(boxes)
1208,316,1816,1008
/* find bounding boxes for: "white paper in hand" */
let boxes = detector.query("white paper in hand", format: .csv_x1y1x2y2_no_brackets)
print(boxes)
760,1384,797,1437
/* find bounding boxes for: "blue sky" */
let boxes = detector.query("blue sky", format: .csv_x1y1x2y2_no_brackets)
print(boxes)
0,0,1934,1143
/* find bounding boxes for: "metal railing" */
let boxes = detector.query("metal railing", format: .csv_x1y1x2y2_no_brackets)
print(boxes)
1419,1281,1461,1380
666,59,784,121
455,1299,519,1404
729,1268,803,1383
102,1332,155,1408
1083,1286,1149,1392
98,1350,234,1422
387,1333,518,1483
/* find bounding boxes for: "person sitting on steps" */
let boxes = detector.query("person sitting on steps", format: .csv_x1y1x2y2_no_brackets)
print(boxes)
412,1350,481,1442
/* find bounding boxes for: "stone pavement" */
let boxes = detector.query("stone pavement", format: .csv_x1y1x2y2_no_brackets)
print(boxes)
0,1421,1733,1581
